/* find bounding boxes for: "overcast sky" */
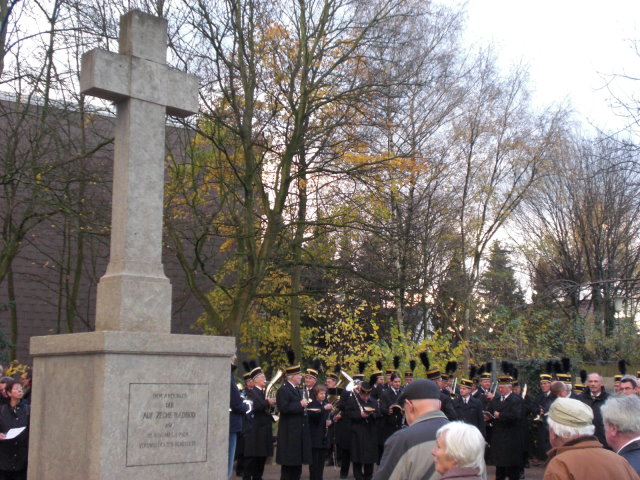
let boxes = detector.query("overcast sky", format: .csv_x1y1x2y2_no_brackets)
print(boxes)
456,0,640,135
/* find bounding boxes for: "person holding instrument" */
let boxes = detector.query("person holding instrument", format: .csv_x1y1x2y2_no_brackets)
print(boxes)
276,352,312,480
345,382,379,480
243,364,276,480
307,384,333,480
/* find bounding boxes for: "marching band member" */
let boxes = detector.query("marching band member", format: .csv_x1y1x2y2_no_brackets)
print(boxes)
488,375,525,480
378,372,404,461
345,381,379,480
453,377,485,438
243,363,276,480
276,352,312,480
307,385,333,480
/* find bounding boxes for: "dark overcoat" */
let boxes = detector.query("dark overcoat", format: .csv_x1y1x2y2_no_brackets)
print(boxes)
620,439,640,476
378,387,403,445
534,391,554,459
489,393,524,467
0,400,29,472
244,387,274,458
453,395,486,438
333,389,352,449
307,399,331,449
275,381,312,466
345,393,379,464
578,389,610,449
440,391,459,421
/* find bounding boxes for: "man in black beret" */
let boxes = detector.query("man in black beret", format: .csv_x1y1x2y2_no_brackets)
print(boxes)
373,379,449,480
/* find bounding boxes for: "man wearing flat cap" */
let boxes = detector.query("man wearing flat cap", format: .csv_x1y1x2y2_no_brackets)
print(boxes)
373,379,449,480
543,397,638,480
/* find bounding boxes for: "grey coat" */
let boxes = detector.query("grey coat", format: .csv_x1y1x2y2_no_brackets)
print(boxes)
373,409,449,480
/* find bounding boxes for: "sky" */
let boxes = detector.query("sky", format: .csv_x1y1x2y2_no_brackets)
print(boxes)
456,0,640,135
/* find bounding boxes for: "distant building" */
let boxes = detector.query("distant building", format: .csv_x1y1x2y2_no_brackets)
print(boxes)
0,96,206,361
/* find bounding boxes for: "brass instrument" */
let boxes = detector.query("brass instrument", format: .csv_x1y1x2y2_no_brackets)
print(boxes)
265,369,283,422
450,377,458,400
341,370,358,392
265,369,283,398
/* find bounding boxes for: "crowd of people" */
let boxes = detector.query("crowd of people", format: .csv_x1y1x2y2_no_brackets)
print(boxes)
230,355,640,480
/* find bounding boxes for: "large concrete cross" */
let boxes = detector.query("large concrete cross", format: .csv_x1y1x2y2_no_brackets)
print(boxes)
80,10,198,332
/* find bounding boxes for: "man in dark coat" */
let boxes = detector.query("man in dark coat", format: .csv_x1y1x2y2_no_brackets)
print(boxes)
578,372,610,449
602,393,640,475
243,365,276,480
378,373,403,461
453,377,485,438
533,373,554,461
276,363,312,480
230,362,250,478
332,383,353,479
345,382,379,480
488,375,524,480
425,368,458,421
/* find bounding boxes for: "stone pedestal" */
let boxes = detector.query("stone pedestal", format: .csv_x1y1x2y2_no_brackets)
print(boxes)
28,332,235,480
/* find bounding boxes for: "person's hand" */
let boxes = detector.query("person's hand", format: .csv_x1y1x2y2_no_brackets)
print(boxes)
267,397,276,405
324,404,333,411
494,411,500,419
0,433,5,440
360,411,368,418
325,420,332,428
334,414,342,422
301,399,308,407
388,407,393,414
485,392,494,400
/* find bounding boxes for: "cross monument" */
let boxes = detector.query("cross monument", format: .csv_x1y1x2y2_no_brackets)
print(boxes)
81,10,198,332
28,11,234,480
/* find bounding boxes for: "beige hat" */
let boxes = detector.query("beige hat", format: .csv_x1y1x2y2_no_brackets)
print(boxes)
548,397,593,428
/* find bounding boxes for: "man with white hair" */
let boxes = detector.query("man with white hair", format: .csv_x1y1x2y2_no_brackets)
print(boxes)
602,394,640,475
543,397,638,479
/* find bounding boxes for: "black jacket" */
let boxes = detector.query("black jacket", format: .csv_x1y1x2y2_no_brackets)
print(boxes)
276,381,312,466
620,438,640,476
345,393,379,464
440,391,459,421
0,400,29,472
307,399,331,449
453,395,486,438
578,389,610,448
489,392,524,467
244,386,274,457
379,387,403,444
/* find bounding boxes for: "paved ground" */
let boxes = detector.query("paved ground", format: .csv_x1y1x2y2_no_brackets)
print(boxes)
245,462,546,479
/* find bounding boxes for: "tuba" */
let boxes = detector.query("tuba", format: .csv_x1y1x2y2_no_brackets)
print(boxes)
265,369,283,422
265,369,283,399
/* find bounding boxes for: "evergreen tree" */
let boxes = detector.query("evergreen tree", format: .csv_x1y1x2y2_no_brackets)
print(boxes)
478,242,524,311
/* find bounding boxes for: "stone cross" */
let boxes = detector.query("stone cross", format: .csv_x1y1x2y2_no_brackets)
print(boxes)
80,10,198,332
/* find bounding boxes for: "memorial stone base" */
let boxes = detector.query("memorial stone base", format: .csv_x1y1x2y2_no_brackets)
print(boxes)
28,331,234,480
